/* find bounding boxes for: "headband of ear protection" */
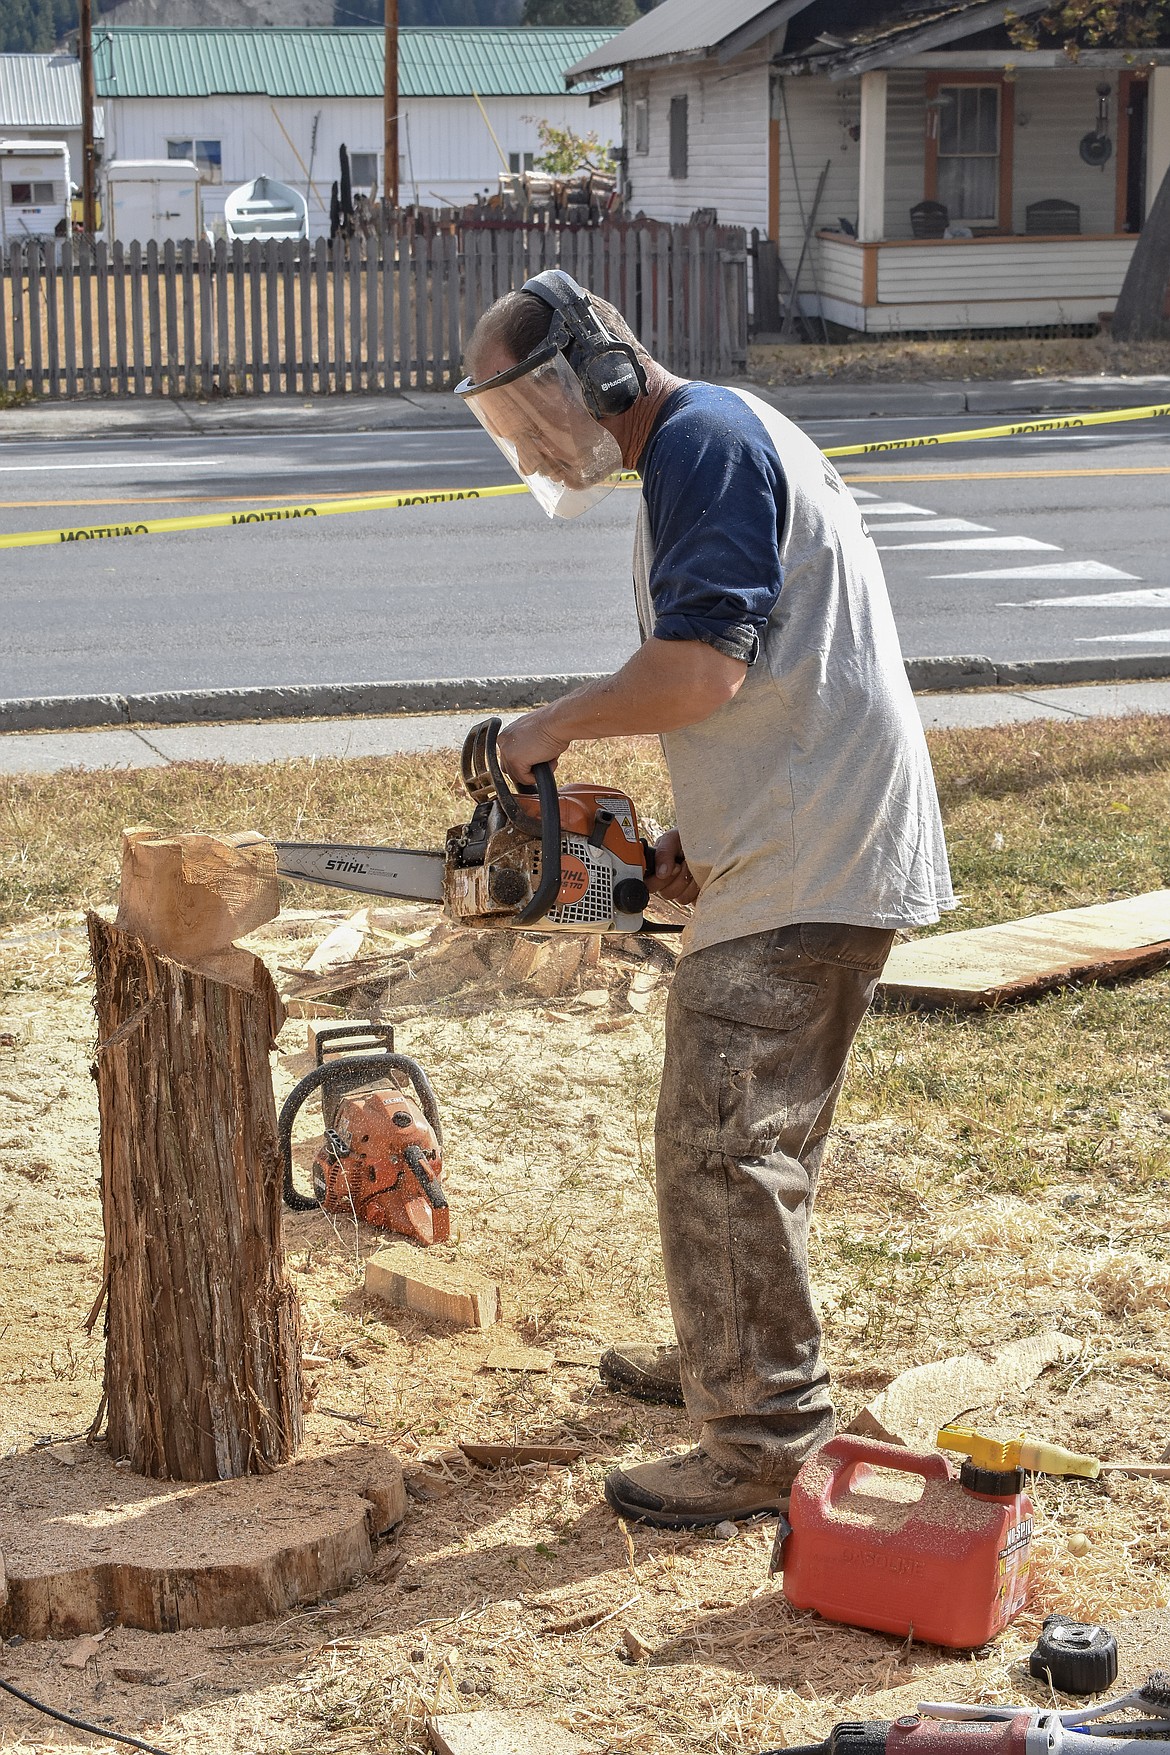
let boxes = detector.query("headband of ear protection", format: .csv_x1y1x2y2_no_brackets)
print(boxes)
521,268,648,420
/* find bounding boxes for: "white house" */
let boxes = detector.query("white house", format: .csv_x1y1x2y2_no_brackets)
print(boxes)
95,25,620,239
566,0,1170,334
0,52,104,183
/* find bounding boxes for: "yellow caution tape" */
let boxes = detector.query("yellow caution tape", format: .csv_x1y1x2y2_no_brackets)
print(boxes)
0,407,1165,548
0,481,533,551
823,400,1170,458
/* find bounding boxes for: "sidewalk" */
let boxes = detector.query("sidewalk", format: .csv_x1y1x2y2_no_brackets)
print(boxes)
1,677,1168,777
3,374,1170,441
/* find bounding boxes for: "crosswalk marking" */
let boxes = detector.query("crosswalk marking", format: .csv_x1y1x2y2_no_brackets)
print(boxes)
869,518,992,533
930,560,1138,580
853,500,938,515
877,535,1060,552
1000,587,1170,609
1076,627,1170,643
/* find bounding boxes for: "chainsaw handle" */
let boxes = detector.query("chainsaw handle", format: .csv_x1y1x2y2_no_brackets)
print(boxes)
279,1051,443,1212
462,716,562,928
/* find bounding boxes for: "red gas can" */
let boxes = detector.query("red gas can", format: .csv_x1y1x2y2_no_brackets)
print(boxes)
781,1434,1033,1648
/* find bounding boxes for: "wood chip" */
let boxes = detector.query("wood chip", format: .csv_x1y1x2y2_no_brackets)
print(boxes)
62,1630,108,1668
846,1331,1080,1447
366,1245,500,1330
112,1665,163,1685
428,1709,600,1755
577,989,610,1008
621,1625,653,1664
459,1442,585,1469
405,1469,454,1502
482,1345,554,1374
879,890,1170,1007
302,911,368,975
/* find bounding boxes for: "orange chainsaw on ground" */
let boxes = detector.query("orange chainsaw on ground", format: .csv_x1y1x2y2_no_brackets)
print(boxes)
273,716,677,936
280,1021,448,1245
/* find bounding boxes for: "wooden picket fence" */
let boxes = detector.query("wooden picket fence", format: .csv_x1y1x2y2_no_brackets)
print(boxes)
0,221,748,400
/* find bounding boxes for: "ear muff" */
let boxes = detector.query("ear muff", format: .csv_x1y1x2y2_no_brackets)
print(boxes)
521,268,648,419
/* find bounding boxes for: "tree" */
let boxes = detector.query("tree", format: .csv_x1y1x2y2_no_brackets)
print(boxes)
1008,2,1170,336
530,117,614,174
523,0,636,23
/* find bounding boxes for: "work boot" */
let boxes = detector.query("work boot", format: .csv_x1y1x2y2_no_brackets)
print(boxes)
604,1446,790,1529
599,1341,685,1406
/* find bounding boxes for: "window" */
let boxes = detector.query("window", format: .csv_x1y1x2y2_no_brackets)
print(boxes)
8,180,55,205
350,151,378,189
167,139,223,184
934,84,1000,222
669,94,687,180
508,151,535,173
634,96,649,155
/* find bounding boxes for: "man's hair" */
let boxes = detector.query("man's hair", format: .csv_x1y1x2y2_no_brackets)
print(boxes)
465,286,652,379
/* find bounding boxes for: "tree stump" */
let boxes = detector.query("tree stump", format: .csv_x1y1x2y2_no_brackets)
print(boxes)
88,829,302,1481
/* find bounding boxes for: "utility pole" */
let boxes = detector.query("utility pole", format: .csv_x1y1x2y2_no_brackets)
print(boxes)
79,0,98,233
383,0,399,210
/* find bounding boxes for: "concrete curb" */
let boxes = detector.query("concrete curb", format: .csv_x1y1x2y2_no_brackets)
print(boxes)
4,657,1170,736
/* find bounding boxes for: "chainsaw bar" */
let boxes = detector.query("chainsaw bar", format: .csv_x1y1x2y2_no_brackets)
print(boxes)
273,841,445,902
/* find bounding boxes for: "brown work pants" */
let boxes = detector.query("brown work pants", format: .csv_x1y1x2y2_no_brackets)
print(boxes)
654,921,895,1484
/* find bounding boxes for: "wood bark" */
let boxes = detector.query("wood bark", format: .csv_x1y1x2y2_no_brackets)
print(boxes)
1111,159,1170,341
89,911,303,1481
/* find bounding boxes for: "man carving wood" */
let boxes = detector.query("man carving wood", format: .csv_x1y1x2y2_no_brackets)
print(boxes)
456,270,954,1528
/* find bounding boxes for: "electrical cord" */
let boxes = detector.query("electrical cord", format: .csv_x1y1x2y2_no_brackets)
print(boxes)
0,1673,173,1755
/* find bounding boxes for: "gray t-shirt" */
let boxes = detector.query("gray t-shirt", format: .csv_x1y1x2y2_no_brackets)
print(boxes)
632,382,954,956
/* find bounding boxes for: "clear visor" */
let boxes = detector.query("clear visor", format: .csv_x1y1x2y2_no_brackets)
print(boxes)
456,348,624,520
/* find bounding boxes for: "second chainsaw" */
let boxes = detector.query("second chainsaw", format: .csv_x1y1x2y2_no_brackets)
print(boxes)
273,716,674,936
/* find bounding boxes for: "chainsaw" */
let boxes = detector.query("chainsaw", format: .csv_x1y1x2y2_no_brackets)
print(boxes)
273,716,677,936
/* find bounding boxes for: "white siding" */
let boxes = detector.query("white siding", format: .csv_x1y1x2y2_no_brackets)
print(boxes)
883,69,925,239
773,74,860,280
623,48,769,229
1010,69,1121,234
103,89,617,235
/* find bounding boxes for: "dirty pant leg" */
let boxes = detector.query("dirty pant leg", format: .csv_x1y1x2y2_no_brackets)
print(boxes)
653,922,894,1483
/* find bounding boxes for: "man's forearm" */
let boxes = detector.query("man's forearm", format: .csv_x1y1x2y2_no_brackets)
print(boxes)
545,637,746,742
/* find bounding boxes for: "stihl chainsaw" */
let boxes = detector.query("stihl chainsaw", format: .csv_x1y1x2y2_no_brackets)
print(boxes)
273,716,676,936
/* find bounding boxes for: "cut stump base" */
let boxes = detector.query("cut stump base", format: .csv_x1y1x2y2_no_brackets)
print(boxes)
0,1440,405,1640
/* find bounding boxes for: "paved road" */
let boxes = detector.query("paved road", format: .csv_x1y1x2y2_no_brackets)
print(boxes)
1,415,1168,697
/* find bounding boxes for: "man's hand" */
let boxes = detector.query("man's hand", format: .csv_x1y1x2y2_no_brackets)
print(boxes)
496,709,571,786
647,828,700,905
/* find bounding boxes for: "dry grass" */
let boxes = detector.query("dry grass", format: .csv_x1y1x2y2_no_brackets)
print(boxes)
0,714,1167,1754
748,333,1170,386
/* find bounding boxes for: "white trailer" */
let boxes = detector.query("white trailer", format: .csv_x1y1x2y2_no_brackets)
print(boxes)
105,158,201,244
0,140,70,244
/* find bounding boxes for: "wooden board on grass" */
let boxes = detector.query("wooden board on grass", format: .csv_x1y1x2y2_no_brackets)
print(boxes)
879,891,1170,1008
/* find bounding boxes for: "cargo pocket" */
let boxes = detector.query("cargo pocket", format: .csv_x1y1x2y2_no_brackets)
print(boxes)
659,941,819,1156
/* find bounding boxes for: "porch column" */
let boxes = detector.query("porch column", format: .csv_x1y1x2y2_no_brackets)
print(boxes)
858,70,888,242
1147,67,1170,218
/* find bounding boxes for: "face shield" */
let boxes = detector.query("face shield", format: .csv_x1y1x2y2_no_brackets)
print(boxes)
456,346,624,520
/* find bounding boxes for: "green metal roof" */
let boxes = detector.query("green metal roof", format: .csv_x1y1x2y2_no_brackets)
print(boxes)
94,27,619,101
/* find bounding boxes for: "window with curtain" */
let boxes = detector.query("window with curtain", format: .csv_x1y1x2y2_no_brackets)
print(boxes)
935,84,1000,222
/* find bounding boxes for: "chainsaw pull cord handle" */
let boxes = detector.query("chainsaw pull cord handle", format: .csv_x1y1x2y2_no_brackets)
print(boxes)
464,715,563,928
279,1050,443,1212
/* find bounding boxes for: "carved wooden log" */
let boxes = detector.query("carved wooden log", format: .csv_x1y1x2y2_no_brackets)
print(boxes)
89,903,303,1481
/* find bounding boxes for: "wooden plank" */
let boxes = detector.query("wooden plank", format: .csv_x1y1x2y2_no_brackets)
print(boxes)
27,242,43,396
414,236,427,391
445,230,459,387
9,243,25,395
0,240,8,393
114,241,131,396
181,239,195,399
96,238,111,395
382,227,395,389
880,890,1170,1008
262,239,277,397
349,237,362,392
366,1242,499,1329
60,239,76,398
197,238,212,398
298,239,312,395
428,1709,598,1755
78,237,93,396
244,243,259,395
146,240,162,397
847,1332,1080,1448
332,237,345,392
216,237,230,396
430,233,446,390
128,240,144,397
42,241,59,398
459,1443,584,1469
314,236,329,393
367,233,382,390
232,240,246,394
163,239,178,398
398,231,412,389
281,239,296,394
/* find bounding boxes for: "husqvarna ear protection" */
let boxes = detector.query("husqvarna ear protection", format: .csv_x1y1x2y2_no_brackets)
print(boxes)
521,268,648,419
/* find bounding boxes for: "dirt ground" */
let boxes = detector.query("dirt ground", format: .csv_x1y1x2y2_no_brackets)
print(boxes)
0,897,1167,1755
